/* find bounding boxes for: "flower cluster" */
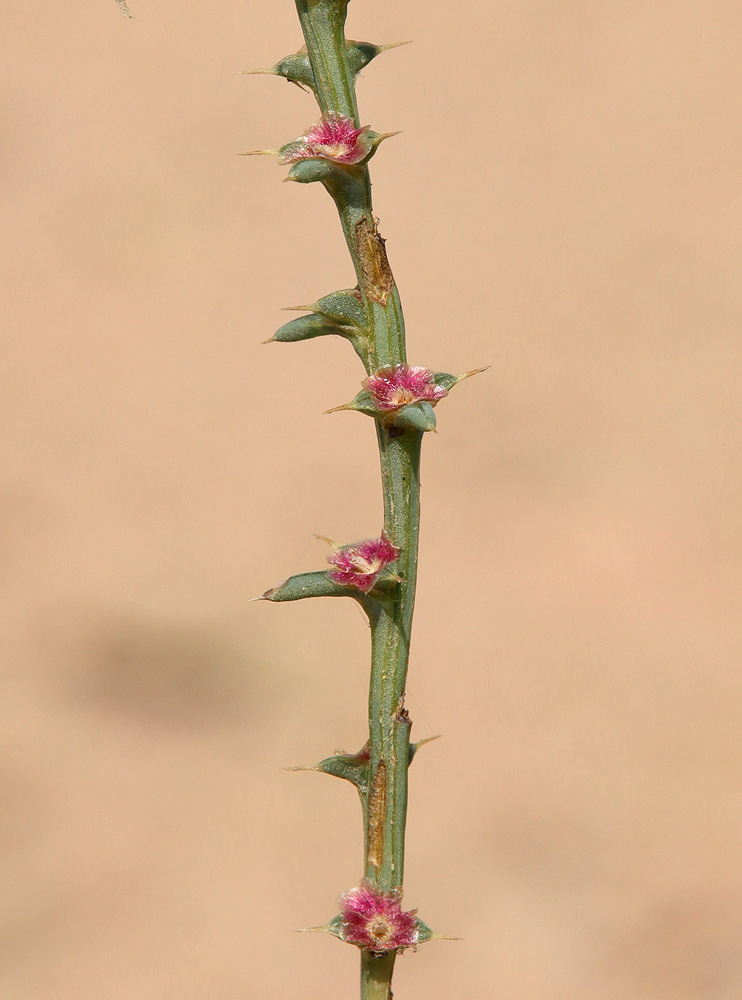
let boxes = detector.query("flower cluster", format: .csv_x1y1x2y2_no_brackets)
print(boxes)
278,113,375,166
338,883,418,955
364,364,448,412
327,534,399,593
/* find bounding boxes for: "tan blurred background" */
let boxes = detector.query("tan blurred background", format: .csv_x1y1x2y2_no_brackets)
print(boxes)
2,1,741,997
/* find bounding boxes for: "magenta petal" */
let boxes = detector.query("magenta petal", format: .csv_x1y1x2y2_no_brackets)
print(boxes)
338,883,418,954
364,364,448,411
326,534,399,592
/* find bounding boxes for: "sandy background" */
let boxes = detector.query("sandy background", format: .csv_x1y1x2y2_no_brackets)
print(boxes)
2,1,742,997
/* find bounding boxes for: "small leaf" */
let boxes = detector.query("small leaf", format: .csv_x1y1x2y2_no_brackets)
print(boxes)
432,367,490,392
244,40,409,90
299,913,346,940
270,313,347,343
409,734,441,763
414,918,460,945
327,393,437,433
307,289,367,329
392,401,436,432
274,290,369,362
290,742,370,793
285,159,365,207
259,571,384,623
243,50,315,89
261,570,364,603
415,919,436,945
347,39,411,78
326,389,377,417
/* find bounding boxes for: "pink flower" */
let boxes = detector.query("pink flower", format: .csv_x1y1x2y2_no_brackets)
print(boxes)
338,883,418,954
327,534,399,593
363,364,448,412
278,113,374,166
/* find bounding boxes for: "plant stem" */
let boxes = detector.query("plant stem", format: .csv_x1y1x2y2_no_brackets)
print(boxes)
294,2,419,996
361,951,397,1000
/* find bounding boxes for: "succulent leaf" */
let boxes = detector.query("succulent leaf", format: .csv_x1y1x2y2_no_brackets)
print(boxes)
312,743,370,792
270,313,346,344
274,290,369,360
271,50,315,89
408,734,441,763
346,39,411,77
432,366,490,391
327,391,437,432
244,40,408,91
392,401,437,432
307,288,367,328
414,918,436,945
261,570,374,609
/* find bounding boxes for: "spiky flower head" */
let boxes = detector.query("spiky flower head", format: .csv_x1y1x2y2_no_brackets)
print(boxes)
326,534,399,593
364,364,449,412
338,883,418,955
278,113,375,166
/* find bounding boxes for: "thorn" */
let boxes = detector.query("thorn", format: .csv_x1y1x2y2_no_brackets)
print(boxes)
281,303,314,313
240,68,276,76
457,365,491,382
313,534,337,548
325,402,354,414
283,175,300,184
260,336,276,345
378,130,403,143
239,148,280,157
284,764,321,773
414,734,442,750
378,40,413,52
257,580,286,601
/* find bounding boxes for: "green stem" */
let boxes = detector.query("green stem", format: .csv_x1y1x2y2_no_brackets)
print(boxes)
361,952,397,1000
294,1,419,996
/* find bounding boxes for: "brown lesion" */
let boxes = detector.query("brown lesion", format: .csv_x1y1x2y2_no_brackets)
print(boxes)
393,694,410,726
355,217,394,305
367,759,388,871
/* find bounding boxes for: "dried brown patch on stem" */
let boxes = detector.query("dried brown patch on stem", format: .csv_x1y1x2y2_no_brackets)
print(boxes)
367,759,388,871
355,217,394,305
393,694,411,726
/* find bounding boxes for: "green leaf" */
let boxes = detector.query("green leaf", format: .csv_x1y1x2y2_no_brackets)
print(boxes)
408,734,441,763
271,313,344,344
393,401,436,432
432,367,490,391
259,571,385,623
261,570,363,603
314,742,370,792
311,289,367,328
328,393,437,432
274,290,369,361
245,40,408,91
285,159,366,209
299,912,346,939
431,371,459,391
244,51,314,89
415,918,436,945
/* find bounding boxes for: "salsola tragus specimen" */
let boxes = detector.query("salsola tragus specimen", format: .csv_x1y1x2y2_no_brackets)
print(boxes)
250,2,485,997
